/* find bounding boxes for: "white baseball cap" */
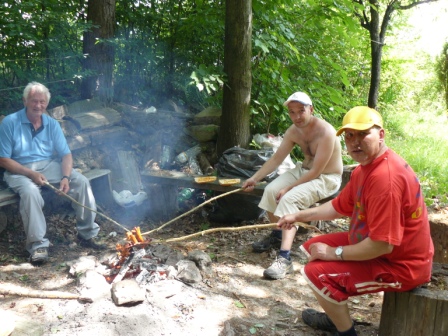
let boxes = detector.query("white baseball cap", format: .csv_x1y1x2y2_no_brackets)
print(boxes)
283,92,313,106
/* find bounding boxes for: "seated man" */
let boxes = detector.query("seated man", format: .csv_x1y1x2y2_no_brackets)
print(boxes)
278,106,434,336
242,92,343,279
0,82,105,264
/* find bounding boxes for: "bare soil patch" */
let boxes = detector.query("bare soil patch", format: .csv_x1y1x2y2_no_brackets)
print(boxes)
2,196,445,336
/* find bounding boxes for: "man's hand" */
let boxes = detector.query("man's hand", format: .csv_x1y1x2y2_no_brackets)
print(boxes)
276,186,292,203
242,178,257,192
308,242,335,261
59,178,70,194
29,171,47,186
277,213,300,230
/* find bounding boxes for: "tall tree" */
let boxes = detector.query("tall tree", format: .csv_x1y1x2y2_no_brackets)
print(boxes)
217,0,252,155
354,0,440,108
81,0,116,103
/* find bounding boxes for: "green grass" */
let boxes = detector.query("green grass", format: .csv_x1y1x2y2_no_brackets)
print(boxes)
384,107,448,206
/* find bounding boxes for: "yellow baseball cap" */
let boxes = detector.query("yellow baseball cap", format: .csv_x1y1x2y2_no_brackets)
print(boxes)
336,106,383,136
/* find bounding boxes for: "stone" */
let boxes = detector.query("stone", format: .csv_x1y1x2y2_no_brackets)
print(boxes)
0,309,15,336
188,250,212,273
187,124,220,142
176,260,202,284
146,279,183,299
67,256,98,276
193,106,222,125
111,279,145,306
78,270,111,301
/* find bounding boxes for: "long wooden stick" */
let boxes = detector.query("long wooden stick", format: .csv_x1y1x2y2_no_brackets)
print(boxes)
0,283,92,302
153,222,321,243
44,182,130,232
142,187,244,236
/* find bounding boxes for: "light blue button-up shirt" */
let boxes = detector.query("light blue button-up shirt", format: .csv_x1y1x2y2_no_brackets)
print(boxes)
0,108,71,165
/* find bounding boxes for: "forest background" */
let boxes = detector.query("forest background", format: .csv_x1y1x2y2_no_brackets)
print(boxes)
0,0,447,206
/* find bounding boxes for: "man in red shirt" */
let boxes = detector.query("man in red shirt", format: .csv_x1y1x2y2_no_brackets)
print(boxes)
277,106,434,336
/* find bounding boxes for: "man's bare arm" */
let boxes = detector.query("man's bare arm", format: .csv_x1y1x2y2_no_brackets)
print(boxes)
242,134,295,189
278,201,342,229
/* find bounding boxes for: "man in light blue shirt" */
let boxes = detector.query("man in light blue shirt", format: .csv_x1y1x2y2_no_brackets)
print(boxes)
0,82,104,263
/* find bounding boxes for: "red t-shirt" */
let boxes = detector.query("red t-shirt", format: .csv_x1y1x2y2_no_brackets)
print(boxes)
332,149,433,285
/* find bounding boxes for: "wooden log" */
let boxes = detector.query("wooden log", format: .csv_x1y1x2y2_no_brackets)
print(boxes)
117,151,143,194
66,108,122,131
429,213,448,263
89,126,129,146
197,153,214,175
146,183,178,221
47,104,69,119
379,286,448,335
379,262,448,335
66,133,92,151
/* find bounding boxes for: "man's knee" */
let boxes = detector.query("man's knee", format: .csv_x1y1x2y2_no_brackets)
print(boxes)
279,193,309,211
263,183,278,198
19,184,41,199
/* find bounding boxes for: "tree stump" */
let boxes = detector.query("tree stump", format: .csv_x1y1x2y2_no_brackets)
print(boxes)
379,263,448,335
429,213,448,263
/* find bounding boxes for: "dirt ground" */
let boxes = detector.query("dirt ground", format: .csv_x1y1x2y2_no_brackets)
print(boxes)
0,193,446,336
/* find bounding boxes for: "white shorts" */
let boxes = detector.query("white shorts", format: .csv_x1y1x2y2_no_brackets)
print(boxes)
258,162,341,217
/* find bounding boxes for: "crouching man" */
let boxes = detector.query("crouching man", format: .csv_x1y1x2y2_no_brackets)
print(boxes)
278,106,433,336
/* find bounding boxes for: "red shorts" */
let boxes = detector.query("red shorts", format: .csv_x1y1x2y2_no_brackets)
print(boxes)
300,232,404,304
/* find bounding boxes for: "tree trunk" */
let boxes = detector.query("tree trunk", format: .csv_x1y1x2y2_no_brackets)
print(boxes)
216,0,252,157
81,0,116,103
367,5,381,109
361,0,440,109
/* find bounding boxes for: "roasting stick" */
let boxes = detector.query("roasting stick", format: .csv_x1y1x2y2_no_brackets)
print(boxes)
157,222,321,243
141,187,244,236
43,181,131,232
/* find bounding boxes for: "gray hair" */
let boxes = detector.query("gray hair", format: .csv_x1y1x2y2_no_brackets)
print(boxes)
23,82,51,102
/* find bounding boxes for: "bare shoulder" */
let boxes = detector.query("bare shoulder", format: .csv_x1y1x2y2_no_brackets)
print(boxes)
316,117,337,132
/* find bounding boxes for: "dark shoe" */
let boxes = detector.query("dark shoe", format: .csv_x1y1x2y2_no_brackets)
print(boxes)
252,231,282,252
302,308,337,332
30,247,49,263
263,255,293,279
78,235,106,250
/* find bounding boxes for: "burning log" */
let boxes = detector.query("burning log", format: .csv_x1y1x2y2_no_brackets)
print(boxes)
109,226,153,284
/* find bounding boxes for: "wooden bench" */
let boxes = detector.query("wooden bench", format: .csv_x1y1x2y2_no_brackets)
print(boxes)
0,168,112,208
141,165,356,220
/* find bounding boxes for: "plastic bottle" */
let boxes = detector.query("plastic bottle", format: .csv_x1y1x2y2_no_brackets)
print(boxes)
175,145,201,164
178,188,194,203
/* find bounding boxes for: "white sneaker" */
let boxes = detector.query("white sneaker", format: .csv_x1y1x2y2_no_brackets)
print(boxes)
263,255,293,279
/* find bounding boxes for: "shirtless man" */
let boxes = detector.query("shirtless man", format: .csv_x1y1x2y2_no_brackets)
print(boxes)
242,92,343,279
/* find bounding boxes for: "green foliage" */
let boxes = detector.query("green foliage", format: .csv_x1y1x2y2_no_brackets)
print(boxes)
435,42,448,110
250,0,370,136
0,0,444,203
383,99,448,206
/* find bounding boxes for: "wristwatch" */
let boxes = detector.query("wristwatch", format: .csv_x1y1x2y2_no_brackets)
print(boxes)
61,175,71,183
335,246,344,260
